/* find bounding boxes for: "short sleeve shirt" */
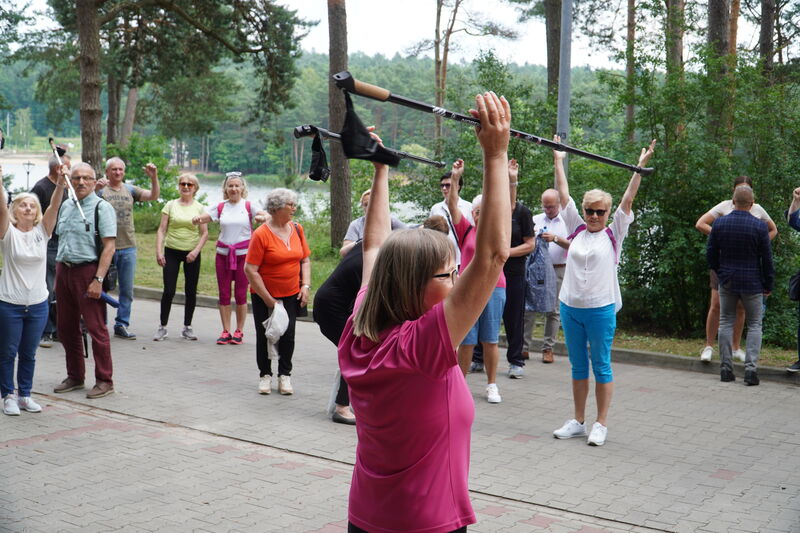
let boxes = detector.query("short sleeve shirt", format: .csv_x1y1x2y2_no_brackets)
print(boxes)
338,288,476,533
162,200,206,251
707,200,773,224
207,200,255,256
533,211,571,265
99,183,143,249
0,223,49,305
56,194,117,263
504,202,535,276
344,215,406,242
245,223,311,298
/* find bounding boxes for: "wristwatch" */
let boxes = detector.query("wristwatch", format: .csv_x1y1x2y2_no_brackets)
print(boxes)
301,284,311,290
554,236,559,245
94,276,104,283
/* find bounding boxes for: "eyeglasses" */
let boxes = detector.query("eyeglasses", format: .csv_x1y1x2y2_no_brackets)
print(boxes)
584,208,607,216
71,175,95,182
179,182,194,188
432,268,459,283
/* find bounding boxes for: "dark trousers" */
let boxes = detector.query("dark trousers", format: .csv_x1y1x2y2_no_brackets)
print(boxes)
472,273,526,367
55,262,113,384
43,239,58,336
348,523,465,533
252,292,299,377
316,310,350,406
160,247,201,327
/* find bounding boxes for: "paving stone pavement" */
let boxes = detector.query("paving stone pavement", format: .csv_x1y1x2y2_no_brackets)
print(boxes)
2,298,798,532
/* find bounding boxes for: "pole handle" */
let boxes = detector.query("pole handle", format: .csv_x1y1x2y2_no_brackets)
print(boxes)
333,71,391,101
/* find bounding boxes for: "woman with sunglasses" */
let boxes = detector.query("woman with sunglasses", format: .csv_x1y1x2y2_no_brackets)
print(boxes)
551,136,655,447
446,158,508,404
339,92,511,533
154,174,208,341
192,172,261,345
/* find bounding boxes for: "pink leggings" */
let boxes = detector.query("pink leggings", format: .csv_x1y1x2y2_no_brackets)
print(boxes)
216,252,249,306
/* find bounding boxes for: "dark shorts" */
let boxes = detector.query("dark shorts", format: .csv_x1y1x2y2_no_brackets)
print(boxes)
709,269,719,291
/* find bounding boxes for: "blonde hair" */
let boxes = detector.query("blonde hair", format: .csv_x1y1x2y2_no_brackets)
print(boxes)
582,189,612,210
177,173,200,198
222,173,248,200
353,229,454,342
9,193,43,226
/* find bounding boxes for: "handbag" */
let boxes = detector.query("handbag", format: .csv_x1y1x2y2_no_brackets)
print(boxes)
94,200,118,292
789,270,800,301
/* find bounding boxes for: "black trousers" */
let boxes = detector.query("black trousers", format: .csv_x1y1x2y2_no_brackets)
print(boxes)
316,309,350,406
252,292,299,377
348,523,466,533
160,247,201,326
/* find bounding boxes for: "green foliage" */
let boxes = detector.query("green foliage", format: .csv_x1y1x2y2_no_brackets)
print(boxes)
106,134,180,209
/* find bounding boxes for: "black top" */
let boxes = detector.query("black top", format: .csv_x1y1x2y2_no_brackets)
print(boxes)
313,241,364,345
503,202,535,277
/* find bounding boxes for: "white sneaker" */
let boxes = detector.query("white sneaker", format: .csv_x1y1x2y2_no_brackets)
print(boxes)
181,326,198,341
553,419,587,439
587,422,608,446
3,395,20,416
18,396,42,413
733,349,746,362
258,376,272,395
700,345,713,362
153,325,168,341
278,375,293,395
486,383,502,404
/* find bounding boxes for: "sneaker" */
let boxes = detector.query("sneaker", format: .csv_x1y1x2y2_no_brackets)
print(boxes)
258,375,272,395
787,360,800,373
54,377,85,393
720,368,735,382
216,331,232,345
744,370,760,386
18,396,42,413
700,346,713,362
278,375,293,395
86,381,114,399
508,365,525,379
486,383,502,404
3,395,20,416
114,325,136,340
733,349,746,362
587,422,608,446
39,334,54,348
469,361,484,373
181,326,197,341
230,329,243,345
554,419,587,439
153,325,168,341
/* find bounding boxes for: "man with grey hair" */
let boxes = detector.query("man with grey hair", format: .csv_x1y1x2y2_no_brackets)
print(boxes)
30,152,71,348
53,163,117,399
96,157,160,339
706,185,773,386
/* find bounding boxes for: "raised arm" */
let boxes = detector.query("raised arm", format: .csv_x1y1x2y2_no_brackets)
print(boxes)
42,171,67,237
444,92,511,348
508,158,519,207
361,128,391,288
446,159,464,226
0,166,8,239
553,135,569,209
619,139,656,215
137,163,161,202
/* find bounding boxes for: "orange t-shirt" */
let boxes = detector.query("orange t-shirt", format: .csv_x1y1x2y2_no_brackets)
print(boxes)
246,223,311,298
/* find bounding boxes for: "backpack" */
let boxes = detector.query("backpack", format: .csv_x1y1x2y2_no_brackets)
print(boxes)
217,201,252,221
566,224,619,264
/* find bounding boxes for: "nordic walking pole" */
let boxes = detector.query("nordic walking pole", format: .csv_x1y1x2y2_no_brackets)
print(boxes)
49,137,90,231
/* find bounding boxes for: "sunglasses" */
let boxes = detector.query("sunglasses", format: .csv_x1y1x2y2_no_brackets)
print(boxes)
584,208,607,216
440,183,451,190
179,182,194,188
432,268,459,283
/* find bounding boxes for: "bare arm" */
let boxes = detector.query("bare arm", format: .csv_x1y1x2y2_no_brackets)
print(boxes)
509,235,535,258
187,223,208,263
444,92,511,348
155,212,169,267
0,166,8,239
361,160,391,288
695,211,715,236
446,159,464,226
789,187,800,218
192,212,213,225
339,240,357,257
552,136,569,208
766,219,777,240
41,173,67,237
508,158,518,207
245,262,277,307
298,257,311,306
137,163,161,202
87,237,115,299
619,140,656,215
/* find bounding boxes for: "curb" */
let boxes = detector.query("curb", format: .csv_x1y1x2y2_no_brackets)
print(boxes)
134,286,800,386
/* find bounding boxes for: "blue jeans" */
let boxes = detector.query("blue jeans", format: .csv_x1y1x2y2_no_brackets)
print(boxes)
113,247,137,328
463,287,506,345
0,299,48,397
560,302,616,384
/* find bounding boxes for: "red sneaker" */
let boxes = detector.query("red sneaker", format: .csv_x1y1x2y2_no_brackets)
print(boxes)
231,329,243,345
216,331,232,345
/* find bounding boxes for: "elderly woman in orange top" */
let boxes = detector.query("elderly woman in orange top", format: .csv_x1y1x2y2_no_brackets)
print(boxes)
245,188,311,396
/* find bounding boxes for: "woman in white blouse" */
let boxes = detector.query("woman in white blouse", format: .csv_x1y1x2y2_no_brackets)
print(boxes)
551,137,655,446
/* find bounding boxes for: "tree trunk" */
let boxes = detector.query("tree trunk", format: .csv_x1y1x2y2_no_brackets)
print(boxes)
76,0,103,173
544,0,562,98
107,74,120,145
624,0,635,141
707,0,730,138
119,86,138,148
760,0,775,82
328,0,351,248
665,0,686,147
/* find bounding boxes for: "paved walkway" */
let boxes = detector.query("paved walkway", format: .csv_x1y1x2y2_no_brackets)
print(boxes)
2,298,798,532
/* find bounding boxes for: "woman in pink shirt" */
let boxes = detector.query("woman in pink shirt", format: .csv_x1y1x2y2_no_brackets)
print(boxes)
338,92,511,533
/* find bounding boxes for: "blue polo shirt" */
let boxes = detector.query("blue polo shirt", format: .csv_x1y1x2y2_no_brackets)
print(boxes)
56,193,117,263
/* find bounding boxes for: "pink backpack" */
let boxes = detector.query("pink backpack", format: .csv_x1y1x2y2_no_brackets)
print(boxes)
566,224,619,264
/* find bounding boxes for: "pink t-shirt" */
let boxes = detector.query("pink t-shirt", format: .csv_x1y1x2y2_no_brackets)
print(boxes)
454,215,506,288
338,287,476,533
